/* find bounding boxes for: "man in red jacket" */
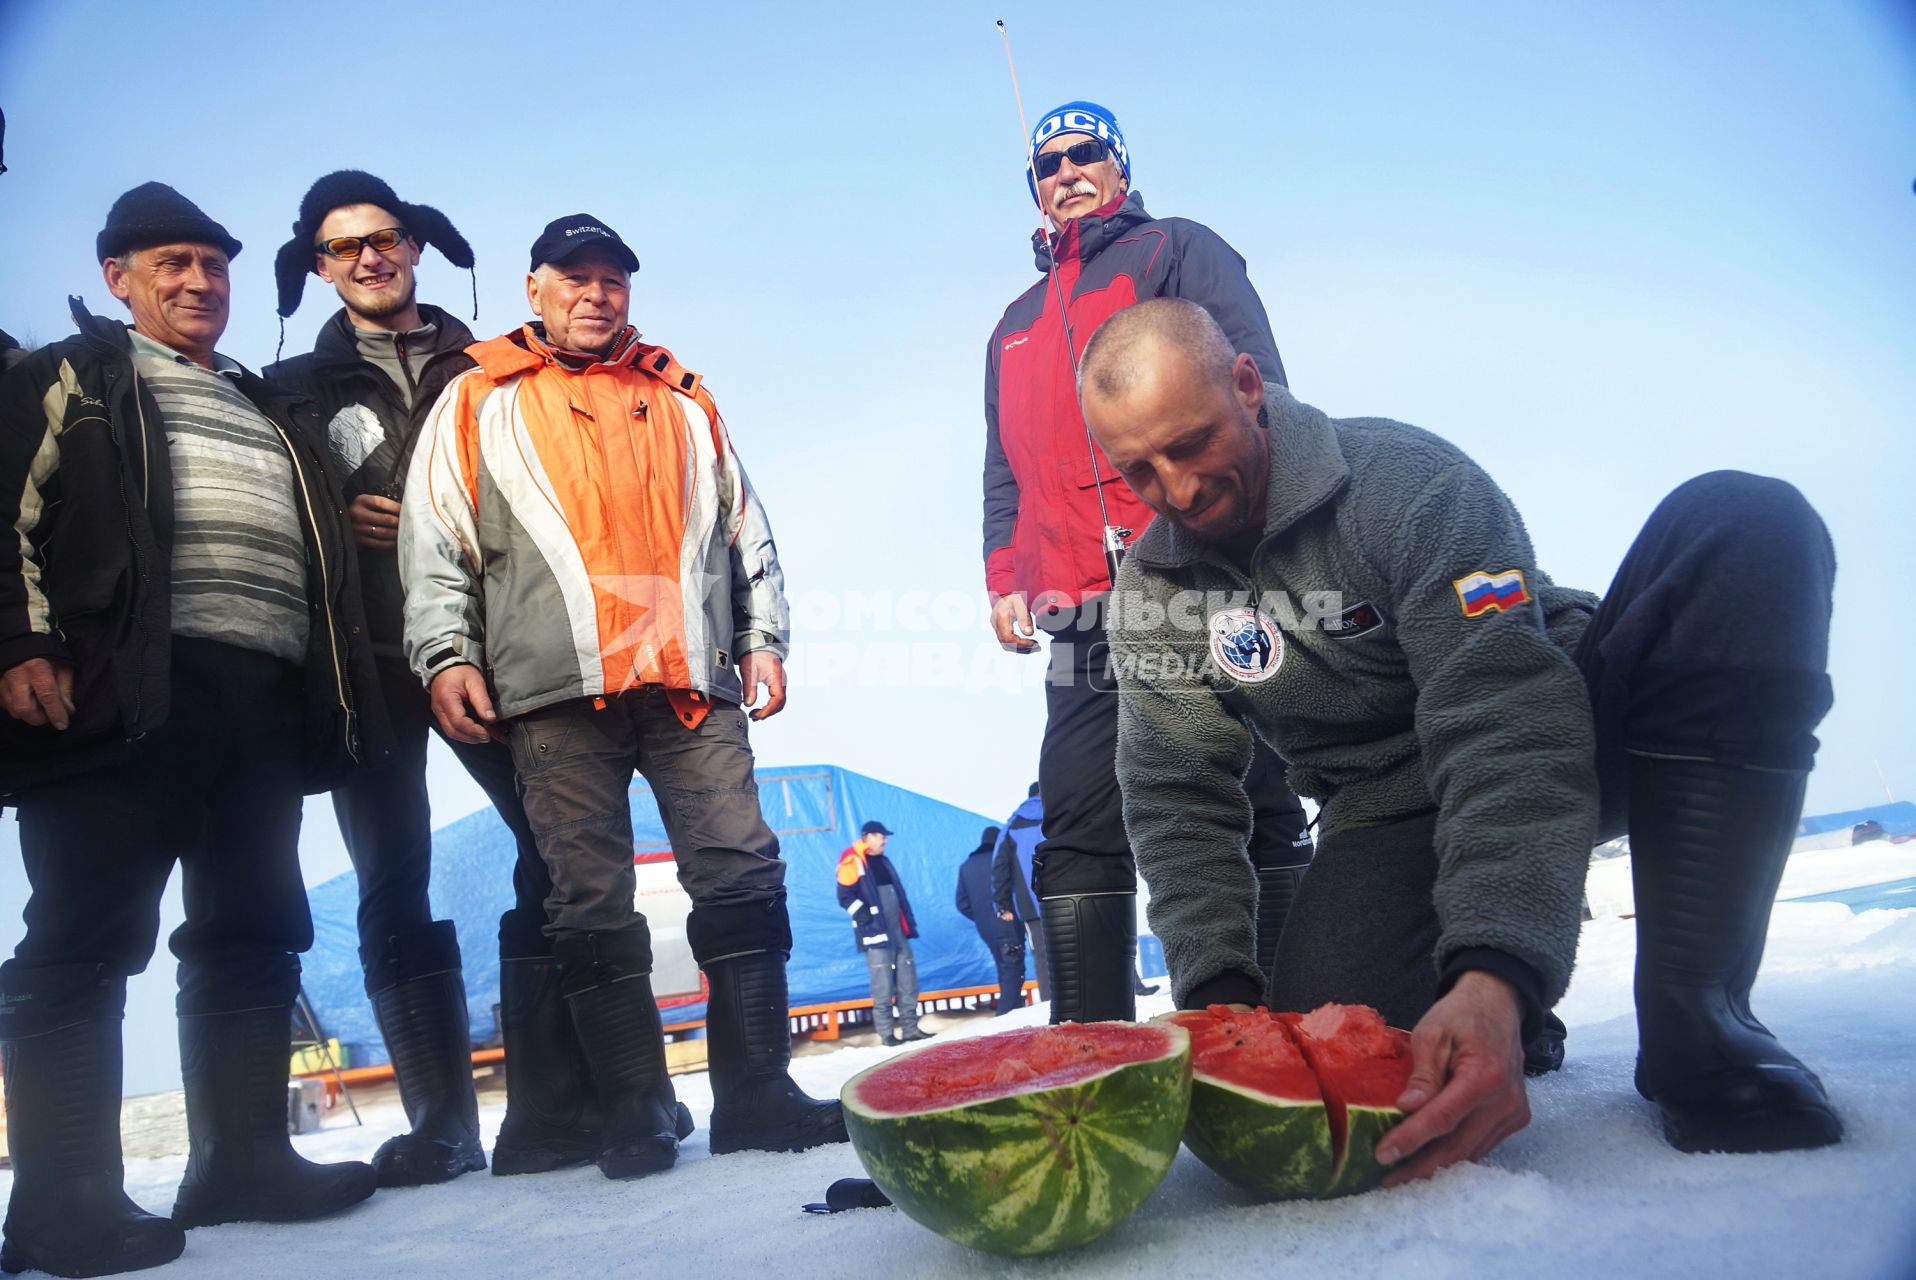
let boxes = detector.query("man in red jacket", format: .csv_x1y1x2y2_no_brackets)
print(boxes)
982,100,1313,1023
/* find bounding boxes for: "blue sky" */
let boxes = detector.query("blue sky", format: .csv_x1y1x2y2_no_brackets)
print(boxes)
1,1,1912,1089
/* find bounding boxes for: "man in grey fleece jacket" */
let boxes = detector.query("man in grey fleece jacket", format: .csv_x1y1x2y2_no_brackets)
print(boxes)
1083,299,1841,1182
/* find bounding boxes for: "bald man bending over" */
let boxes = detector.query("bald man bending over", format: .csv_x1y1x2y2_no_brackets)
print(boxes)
1084,297,1842,1181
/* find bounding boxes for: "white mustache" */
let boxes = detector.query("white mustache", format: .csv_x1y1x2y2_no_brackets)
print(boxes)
1055,180,1098,206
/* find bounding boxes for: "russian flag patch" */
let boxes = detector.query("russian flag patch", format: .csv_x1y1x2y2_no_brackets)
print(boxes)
1453,569,1531,618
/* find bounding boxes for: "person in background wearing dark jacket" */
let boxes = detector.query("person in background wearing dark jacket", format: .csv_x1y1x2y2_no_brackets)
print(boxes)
992,783,1047,999
982,100,1312,1025
0,185,387,1278
1083,300,1843,1186
837,821,931,1043
955,825,1025,1014
264,171,560,1186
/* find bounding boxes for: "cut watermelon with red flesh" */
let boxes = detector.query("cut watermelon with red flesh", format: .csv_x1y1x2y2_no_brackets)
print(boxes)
1282,1004,1414,1197
841,1022,1193,1256
1160,1003,1412,1201
1161,1007,1334,1200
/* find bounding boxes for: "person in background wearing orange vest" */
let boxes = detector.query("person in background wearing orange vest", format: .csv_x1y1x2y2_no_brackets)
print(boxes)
837,821,932,1044
400,215,843,1181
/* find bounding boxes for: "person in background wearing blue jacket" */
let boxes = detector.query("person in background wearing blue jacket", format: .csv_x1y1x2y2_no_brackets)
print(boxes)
956,825,1026,1014
837,821,932,1043
994,783,1159,1003
992,783,1047,998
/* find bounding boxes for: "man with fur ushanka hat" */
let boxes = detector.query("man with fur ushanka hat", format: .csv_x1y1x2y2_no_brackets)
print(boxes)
264,172,608,1187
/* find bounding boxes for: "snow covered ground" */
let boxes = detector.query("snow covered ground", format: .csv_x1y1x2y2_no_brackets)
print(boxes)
7,884,1914,1278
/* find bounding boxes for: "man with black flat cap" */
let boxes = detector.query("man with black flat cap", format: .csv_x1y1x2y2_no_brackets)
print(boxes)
0,183,384,1276
264,171,555,1187
400,214,844,1180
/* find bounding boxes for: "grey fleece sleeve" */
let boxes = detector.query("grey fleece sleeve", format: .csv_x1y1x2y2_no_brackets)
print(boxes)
1368,458,1598,1006
1108,565,1267,1008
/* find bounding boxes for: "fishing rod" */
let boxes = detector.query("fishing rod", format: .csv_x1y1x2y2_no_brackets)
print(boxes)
995,18,1132,591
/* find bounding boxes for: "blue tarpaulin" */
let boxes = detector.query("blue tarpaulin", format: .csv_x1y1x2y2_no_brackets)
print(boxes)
301,765,1011,1066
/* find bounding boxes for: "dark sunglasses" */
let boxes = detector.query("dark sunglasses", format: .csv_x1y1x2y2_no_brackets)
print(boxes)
1031,137,1109,181
317,226,409,260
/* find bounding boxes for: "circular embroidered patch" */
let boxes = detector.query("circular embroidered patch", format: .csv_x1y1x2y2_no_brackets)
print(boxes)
1208,607,1284,684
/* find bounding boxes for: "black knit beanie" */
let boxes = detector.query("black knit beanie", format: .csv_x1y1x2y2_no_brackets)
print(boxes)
274,169,476,320
96,182,242,261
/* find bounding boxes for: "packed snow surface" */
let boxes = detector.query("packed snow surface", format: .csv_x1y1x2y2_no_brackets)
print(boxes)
6,894,1913,1278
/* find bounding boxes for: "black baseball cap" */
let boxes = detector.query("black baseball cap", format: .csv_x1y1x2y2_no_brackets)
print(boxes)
859,820,894,837
528,213,639,273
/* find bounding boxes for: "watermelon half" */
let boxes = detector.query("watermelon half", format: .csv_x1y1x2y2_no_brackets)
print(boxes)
1161,1003,1413,1200
840,1022,1192,1256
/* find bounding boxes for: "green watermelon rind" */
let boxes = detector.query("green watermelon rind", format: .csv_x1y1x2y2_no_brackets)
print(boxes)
1323,1102,1405,1198
1165,1008,1411,1203
1180,1074,1335,1201
841,1027,1192,1257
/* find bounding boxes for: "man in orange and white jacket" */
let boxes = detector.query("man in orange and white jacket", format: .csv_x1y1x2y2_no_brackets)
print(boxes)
399,215,842,1179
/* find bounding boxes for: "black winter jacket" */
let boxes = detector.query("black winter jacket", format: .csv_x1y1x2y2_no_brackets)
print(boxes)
0,299,386,793
265,305,476,660
955,843,1019,949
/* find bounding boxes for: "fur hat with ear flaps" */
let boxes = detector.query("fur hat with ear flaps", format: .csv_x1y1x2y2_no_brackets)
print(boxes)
274,169,476,320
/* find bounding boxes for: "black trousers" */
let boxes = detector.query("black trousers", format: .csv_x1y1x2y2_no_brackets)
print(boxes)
332,657,549,988
0,638,311,1034
1034,601,1309,897
1267,472,1835,1029
975,924,1026,1012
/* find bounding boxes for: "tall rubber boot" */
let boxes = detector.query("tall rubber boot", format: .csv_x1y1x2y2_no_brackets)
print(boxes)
1252,861,1309,987
557,931,682,1180
1040,892,1138,1024
704,951,847,1156
491,956,602,1176
172,1004,378,1227
1,1009,185,1277
367,968,486,1186
1629,755,1843,1154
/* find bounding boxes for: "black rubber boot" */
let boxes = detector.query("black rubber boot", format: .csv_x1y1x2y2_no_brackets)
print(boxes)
367,967,486,1186
492,956,602,1176
1040,892,1138,1024
1252,861,1310,987
705,950,847,1155
557,931,682,1180
171,1004,378,1228
1,1008,185,1278
1629,755,1843,1154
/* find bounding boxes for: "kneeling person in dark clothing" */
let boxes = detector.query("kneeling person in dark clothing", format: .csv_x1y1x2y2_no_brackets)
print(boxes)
0,185,386,1277
1082,298,1842,1184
